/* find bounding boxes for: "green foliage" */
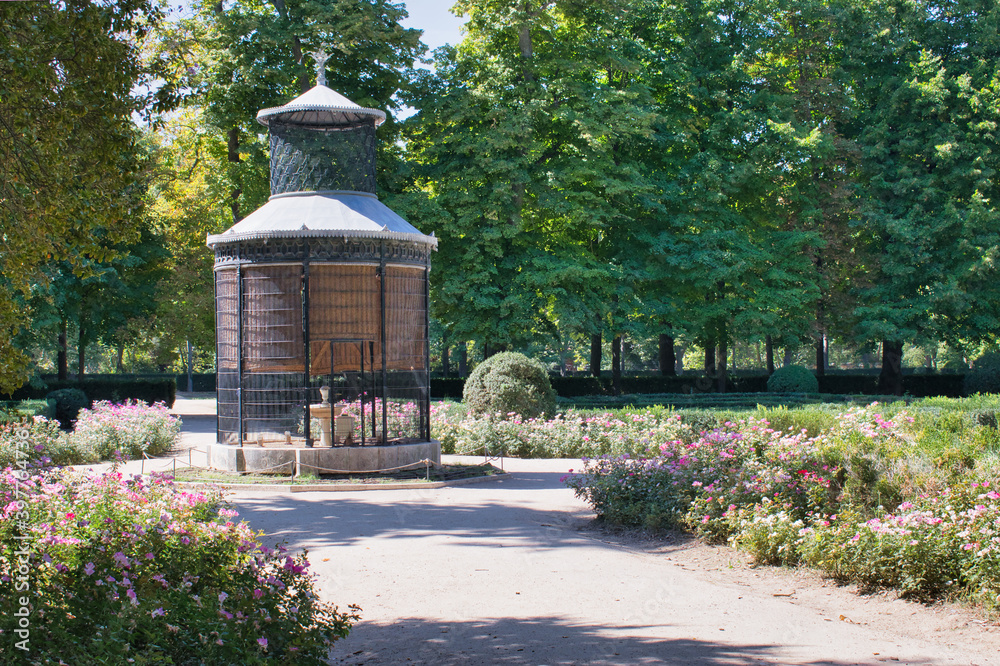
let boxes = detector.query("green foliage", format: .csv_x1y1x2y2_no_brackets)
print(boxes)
433,403,690,458
0,417,78,467
846,0,1000,356
965,352,1000,395
404,0,661,349
0,0,162,391
71,400,181,461
15,377,177,408
45,388,90,429
767,365,819,393
0,399,55,421
462,352,557,419
0,467,358,663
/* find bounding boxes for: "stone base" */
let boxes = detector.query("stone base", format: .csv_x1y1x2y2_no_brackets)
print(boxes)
206,440,441,476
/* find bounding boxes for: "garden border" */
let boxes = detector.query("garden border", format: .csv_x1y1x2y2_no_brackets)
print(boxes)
171,470,508,493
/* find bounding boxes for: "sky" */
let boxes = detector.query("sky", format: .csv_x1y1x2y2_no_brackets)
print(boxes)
400,0,466,53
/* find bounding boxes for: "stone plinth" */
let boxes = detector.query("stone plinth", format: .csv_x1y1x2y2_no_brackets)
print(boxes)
205,440,441,476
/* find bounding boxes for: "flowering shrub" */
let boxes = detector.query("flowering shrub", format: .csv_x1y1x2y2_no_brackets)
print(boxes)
566,402,1000,611
433,407,692,459
70,400,181,461
0,417,79,468
565,418,838,539
0,466,358,663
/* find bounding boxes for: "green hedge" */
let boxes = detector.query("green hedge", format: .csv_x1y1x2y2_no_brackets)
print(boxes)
6,378,176,408
0,400,56,421
435,372,966,398
431,377,466,398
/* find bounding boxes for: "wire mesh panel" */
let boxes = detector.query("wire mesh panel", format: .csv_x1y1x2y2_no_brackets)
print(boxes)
269,120,377,195
383,265,429,442
240,265,305,442
243,265,304,373
242,372,303,441
215,268,240,444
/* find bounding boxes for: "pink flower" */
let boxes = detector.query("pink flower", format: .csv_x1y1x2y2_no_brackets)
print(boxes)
257,637,268,649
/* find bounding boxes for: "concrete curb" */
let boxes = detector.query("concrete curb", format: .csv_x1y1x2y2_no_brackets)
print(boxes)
171,470,508,494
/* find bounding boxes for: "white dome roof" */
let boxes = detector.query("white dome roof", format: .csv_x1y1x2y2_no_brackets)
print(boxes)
207,191,436,248
256,85,386,127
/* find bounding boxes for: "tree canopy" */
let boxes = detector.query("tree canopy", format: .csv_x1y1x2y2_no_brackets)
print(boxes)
4,0,1000,394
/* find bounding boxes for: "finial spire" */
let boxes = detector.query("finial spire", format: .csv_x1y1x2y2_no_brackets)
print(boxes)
310,47,330,87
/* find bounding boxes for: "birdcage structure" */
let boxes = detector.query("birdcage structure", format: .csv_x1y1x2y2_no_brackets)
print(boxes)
206,75,438,474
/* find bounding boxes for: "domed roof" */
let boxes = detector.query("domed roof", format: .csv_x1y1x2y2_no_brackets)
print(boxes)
206,191,437,248
256,85,386,127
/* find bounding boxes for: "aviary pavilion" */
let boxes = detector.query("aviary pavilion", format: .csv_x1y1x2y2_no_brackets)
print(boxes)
206,56,438,474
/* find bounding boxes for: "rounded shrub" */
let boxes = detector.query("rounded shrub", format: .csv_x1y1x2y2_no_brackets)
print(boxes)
463,351,557,419
965,352,1000,395
766,365,819,393
45,387,89,429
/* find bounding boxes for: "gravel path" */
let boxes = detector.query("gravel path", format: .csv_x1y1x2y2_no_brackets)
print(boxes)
174,396,1000,665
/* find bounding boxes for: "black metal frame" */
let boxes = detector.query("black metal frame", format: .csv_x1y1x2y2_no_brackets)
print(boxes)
214,241,431,448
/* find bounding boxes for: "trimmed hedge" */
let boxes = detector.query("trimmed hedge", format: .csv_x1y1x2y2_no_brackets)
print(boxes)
767,365,819,392
6,378,176,407
435,371,966,399
463,352,557,418
0,400,56,421
431,377,466,398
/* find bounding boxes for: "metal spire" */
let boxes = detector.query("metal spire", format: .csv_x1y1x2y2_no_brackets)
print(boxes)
309,47,329,87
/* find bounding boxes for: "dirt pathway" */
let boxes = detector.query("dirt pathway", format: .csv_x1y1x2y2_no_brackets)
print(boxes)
228,461,1000,665
160,396,1000,665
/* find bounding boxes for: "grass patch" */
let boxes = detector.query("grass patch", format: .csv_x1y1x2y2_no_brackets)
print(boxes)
173,462,503,485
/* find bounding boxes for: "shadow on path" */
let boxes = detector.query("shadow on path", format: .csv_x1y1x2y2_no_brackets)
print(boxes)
329,615,881,666
233,491,595,551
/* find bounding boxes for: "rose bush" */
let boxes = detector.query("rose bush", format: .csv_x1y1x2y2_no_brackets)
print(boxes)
0,465,357,663
70,400,181,461
566,402,1000,611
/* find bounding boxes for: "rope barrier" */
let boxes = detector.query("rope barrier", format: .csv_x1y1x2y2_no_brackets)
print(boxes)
296,458,440,475
135,444,504,478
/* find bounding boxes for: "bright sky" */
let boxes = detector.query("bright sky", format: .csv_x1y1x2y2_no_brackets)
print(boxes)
400,0,466,53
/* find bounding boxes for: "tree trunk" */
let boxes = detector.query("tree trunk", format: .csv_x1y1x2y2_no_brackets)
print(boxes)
590,333,602,378
815,333,826,377
704,343,716,377
878,339,904,396
716,337,728,393
77,325,86,379
783,346,793,368
116,344,125,373
658,333,676,376
227,127,242,223
458,345,468,378
611,334,622,395
442,344,450,377
765,335,774,375
517,25,535,84
186,340,194,393
57,319,68,380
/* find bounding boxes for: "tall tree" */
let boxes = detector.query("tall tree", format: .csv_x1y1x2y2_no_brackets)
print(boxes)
149,0,425,221
844,0,1000,394
0,0,161,391
402,0,659,354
